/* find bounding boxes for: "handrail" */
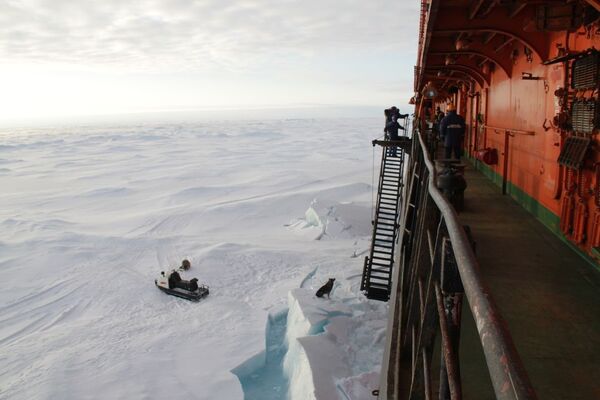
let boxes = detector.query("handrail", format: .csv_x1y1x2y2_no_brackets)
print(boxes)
483,125,535,136
417,129,536,399
481,125,534,194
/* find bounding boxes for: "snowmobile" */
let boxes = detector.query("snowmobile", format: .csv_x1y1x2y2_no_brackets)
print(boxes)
155,269,209,301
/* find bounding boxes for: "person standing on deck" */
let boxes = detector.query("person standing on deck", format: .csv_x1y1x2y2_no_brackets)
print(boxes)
383,106,399,139
385,114,405,157
439,103,465,159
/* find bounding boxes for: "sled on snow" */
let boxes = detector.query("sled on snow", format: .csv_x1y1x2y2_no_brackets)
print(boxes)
155,270,209,302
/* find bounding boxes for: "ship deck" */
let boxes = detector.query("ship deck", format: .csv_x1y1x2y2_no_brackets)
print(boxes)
455,163,600,399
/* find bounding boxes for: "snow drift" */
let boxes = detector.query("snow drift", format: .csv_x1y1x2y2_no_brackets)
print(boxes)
0,117,386,400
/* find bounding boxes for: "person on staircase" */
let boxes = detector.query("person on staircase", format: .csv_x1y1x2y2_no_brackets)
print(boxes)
385,113,405,157
439,103,465,159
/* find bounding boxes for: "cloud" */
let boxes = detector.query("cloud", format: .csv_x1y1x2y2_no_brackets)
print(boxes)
0,0,419,72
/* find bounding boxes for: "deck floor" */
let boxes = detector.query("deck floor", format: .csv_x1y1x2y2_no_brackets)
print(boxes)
454,164,600,400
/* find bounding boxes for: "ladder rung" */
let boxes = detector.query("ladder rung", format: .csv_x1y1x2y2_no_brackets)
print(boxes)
370,268,391,274
378,211,397,216
373,245,393,251
374,245,393,250
375,232,394,238
374,233,394,239
373,251,392,257
368,274,391,283
368,275,390,281
372,255,392,261
371,261,392,267
367,284,389,290
377,221,396,226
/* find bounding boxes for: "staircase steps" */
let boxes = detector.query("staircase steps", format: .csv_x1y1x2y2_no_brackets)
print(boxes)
361,145,406,301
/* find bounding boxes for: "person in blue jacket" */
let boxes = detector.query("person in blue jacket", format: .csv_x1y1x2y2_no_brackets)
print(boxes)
385,114,405,156
439,103,465,159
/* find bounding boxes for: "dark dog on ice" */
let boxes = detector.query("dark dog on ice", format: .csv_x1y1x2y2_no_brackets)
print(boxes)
316,278,335,299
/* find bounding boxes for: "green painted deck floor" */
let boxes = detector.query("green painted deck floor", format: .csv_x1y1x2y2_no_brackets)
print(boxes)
455,165,600,400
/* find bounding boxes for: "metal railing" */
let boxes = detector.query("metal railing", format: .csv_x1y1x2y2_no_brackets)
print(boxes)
378,128,536,400
481,125,535,195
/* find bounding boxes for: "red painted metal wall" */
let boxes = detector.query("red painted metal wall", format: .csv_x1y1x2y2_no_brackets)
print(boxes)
415,1,600,261
461,31,599,258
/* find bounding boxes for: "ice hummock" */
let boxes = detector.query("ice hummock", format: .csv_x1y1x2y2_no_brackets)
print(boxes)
234,286,388,400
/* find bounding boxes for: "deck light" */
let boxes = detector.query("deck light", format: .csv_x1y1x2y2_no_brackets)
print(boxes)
422,81,439,98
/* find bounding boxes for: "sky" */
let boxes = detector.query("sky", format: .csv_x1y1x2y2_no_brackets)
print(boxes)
0,0,419,124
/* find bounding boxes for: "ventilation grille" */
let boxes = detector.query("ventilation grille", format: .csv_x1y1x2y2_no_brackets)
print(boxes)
571,100,599,134
558,136,591,169
572,52,600,90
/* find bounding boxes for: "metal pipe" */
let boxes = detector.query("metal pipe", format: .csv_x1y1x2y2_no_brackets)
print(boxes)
503,131,510,195
474,92,480,154
417,129,537,400
482,126,534,195
435,283,462,400
422,348,432,400
469,95,474,156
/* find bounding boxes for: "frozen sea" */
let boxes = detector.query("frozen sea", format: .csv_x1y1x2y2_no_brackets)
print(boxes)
0,117,389,400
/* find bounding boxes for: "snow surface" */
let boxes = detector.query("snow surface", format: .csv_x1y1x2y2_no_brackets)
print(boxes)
0,118,388,400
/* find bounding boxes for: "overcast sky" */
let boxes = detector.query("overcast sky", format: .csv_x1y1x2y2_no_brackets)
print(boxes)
0,0,419,123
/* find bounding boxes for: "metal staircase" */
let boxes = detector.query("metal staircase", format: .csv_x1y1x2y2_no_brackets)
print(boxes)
361,141,408,301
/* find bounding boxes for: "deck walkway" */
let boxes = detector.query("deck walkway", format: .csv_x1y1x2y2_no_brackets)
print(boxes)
455,164,600,399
